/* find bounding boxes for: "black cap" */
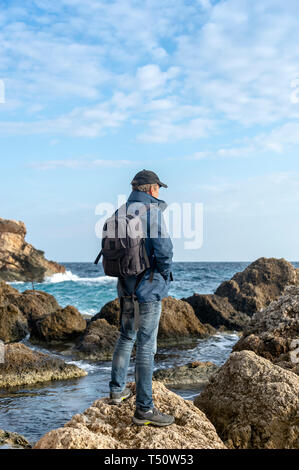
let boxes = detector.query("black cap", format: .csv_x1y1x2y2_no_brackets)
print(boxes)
131,169,168,188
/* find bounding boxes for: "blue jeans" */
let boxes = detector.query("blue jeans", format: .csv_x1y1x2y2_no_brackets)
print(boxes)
109,300,162,410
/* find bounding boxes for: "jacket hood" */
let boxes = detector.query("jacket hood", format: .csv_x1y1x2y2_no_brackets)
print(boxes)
127,190,167,212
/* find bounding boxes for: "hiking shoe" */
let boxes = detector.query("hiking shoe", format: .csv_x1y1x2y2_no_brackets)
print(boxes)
132,407,175,426
109,388,132,405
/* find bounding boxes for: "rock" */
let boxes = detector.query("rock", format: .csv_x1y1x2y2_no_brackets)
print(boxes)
194,350,299,449
93,298,120,327
0,342,87,388
0,282,28,343
0,217,65,282
215,257,297,316
95,297,213,346
0,429,31,449
0,304,28,343
153,361,219,388
33,381,226,449
183,293,250,331
74,319,120,361
233,286,299,375
32,305,87,343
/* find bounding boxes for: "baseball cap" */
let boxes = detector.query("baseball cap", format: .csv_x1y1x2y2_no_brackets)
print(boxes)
131,169,168,188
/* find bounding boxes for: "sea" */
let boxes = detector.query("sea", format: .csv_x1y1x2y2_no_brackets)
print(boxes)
1,261,298,445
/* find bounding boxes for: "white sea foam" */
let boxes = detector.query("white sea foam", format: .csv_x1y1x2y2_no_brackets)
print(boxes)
45,270,117,284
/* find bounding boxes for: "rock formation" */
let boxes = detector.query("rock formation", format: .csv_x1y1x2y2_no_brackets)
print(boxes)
33,381,226,449
0,217,65,282
74,318,120,361
184,257,298,331
0,342,87,388
194,350,299,449
215,257,298,315
31,305,87,343
153,361,219,388
233,285,299,375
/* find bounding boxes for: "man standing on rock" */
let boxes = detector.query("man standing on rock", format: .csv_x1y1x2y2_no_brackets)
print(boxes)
108,170,174,426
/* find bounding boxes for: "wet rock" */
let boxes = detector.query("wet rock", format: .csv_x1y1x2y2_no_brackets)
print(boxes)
233,285,299,375
0,304,28,343
183,293,249,331
0,342,87,388
215,257,297,315
0,282,28,343
194,350,299,449
153,361,219,388
33,381,226,449
74,319,120,361
0,217,65,282
0,429,31,449
31,305,87,343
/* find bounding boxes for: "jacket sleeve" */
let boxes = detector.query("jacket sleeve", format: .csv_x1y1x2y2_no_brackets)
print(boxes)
148,206,173,280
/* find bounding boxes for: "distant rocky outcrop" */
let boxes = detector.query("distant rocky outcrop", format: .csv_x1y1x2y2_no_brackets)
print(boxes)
153,361,219,388
215,257,298,315
194,351,299,449
33,381,226,449
93,296,213,347
0,343,87,388
0,217,65,282
233,285,299,375
184,258,298,331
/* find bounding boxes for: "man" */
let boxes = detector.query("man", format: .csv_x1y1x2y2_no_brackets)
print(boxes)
109,169,174,426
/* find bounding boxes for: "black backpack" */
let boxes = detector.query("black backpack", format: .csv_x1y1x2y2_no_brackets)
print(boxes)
94,203,151,278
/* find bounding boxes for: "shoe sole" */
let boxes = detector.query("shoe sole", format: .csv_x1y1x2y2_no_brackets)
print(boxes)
132,416,174,427
109,391,132,405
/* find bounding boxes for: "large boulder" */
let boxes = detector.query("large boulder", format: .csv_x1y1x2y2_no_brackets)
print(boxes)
233,286,299,375
0,342,87,388
215,257,297,316
0,282,28,343
153,361,219,388
0,304,28,343
74,319,120,361
33,381,226,449
95,297,213,346
194,351,299,449
32,305,87,343
183,293,250,331
0,217,65,282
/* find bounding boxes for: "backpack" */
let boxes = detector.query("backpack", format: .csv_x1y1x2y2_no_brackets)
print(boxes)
94,203,151,278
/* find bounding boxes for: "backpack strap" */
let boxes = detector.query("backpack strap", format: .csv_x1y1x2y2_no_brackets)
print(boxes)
94,250,102,265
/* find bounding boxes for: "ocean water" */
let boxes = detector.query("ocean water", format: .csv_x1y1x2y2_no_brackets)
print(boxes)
1,261,298,445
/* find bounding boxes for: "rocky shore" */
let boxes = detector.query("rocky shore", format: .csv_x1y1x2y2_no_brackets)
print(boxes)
1,256,298,449
0,217,65,282
33,382,226,449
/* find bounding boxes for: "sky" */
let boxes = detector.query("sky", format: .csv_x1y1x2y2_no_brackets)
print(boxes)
0,0,299,262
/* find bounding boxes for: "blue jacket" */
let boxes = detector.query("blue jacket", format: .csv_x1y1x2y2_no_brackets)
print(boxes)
117,190,173,303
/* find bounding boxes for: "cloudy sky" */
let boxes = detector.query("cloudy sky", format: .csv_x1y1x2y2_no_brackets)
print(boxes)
1,0,299,262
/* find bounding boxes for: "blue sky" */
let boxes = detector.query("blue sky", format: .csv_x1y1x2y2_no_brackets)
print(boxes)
0,0,299,262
